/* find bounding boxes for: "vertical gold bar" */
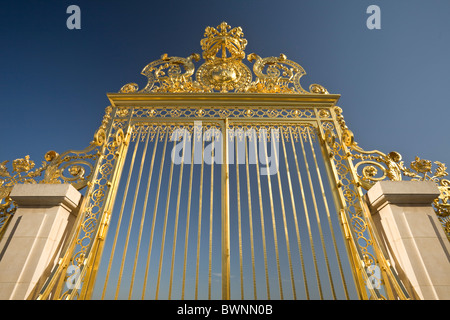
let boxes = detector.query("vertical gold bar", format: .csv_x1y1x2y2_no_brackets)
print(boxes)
244,134,257,300
168,130,187,299
234,129,244,299
181,127,196,299
101,126,141,299
307,128,349,299
195,137,205,300
155,137,177,299
141,126,169,299
222,119,231,300
281,129,309,299
208,133,215,300
128,127,160,299
253,129,271,299
289,127,323,299
115,126,151,299
299,126,336,299
50,263,70,300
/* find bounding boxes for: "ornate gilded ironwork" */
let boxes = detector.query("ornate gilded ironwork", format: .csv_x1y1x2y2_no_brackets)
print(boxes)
119,22,328,95
0,108,112,240
331,106,450,240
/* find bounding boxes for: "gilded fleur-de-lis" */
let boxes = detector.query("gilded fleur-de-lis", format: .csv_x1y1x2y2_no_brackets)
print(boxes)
12,155,35,173
410,156,432,174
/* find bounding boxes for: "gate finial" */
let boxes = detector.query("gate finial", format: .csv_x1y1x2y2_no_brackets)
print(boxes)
200,21,247,61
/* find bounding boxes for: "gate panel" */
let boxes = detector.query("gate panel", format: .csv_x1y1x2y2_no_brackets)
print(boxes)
92,122,225,300
86,120,360,300
227,124,358,300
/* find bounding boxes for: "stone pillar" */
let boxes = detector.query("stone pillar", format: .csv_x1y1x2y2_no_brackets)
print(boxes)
366,181,450,300
0,184,81,300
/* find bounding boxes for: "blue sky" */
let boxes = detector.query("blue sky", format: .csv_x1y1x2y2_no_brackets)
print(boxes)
1,0,449,300
1,0,449,168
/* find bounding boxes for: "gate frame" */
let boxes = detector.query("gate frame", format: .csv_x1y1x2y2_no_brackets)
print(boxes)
36,92,410,300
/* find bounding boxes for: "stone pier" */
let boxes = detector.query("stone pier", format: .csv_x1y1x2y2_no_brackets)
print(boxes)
367,181,450,299
0,184,81,300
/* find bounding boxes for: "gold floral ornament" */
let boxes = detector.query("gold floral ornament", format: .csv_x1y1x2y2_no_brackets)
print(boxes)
118,22,329,94
402,157,448,181
0,155,47,231
12,155,35,173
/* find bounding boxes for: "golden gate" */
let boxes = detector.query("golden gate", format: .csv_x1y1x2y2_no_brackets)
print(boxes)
5,23,448,300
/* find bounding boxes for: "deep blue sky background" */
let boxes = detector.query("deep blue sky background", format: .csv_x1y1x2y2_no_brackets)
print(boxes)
1,0,449,175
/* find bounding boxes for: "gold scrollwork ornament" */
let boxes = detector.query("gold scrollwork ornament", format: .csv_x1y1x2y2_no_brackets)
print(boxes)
342,129,355,147
93,128,107,146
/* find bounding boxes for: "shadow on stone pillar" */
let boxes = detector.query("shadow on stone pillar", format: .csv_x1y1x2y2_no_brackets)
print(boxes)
366,181,450,300
0,184,81,300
